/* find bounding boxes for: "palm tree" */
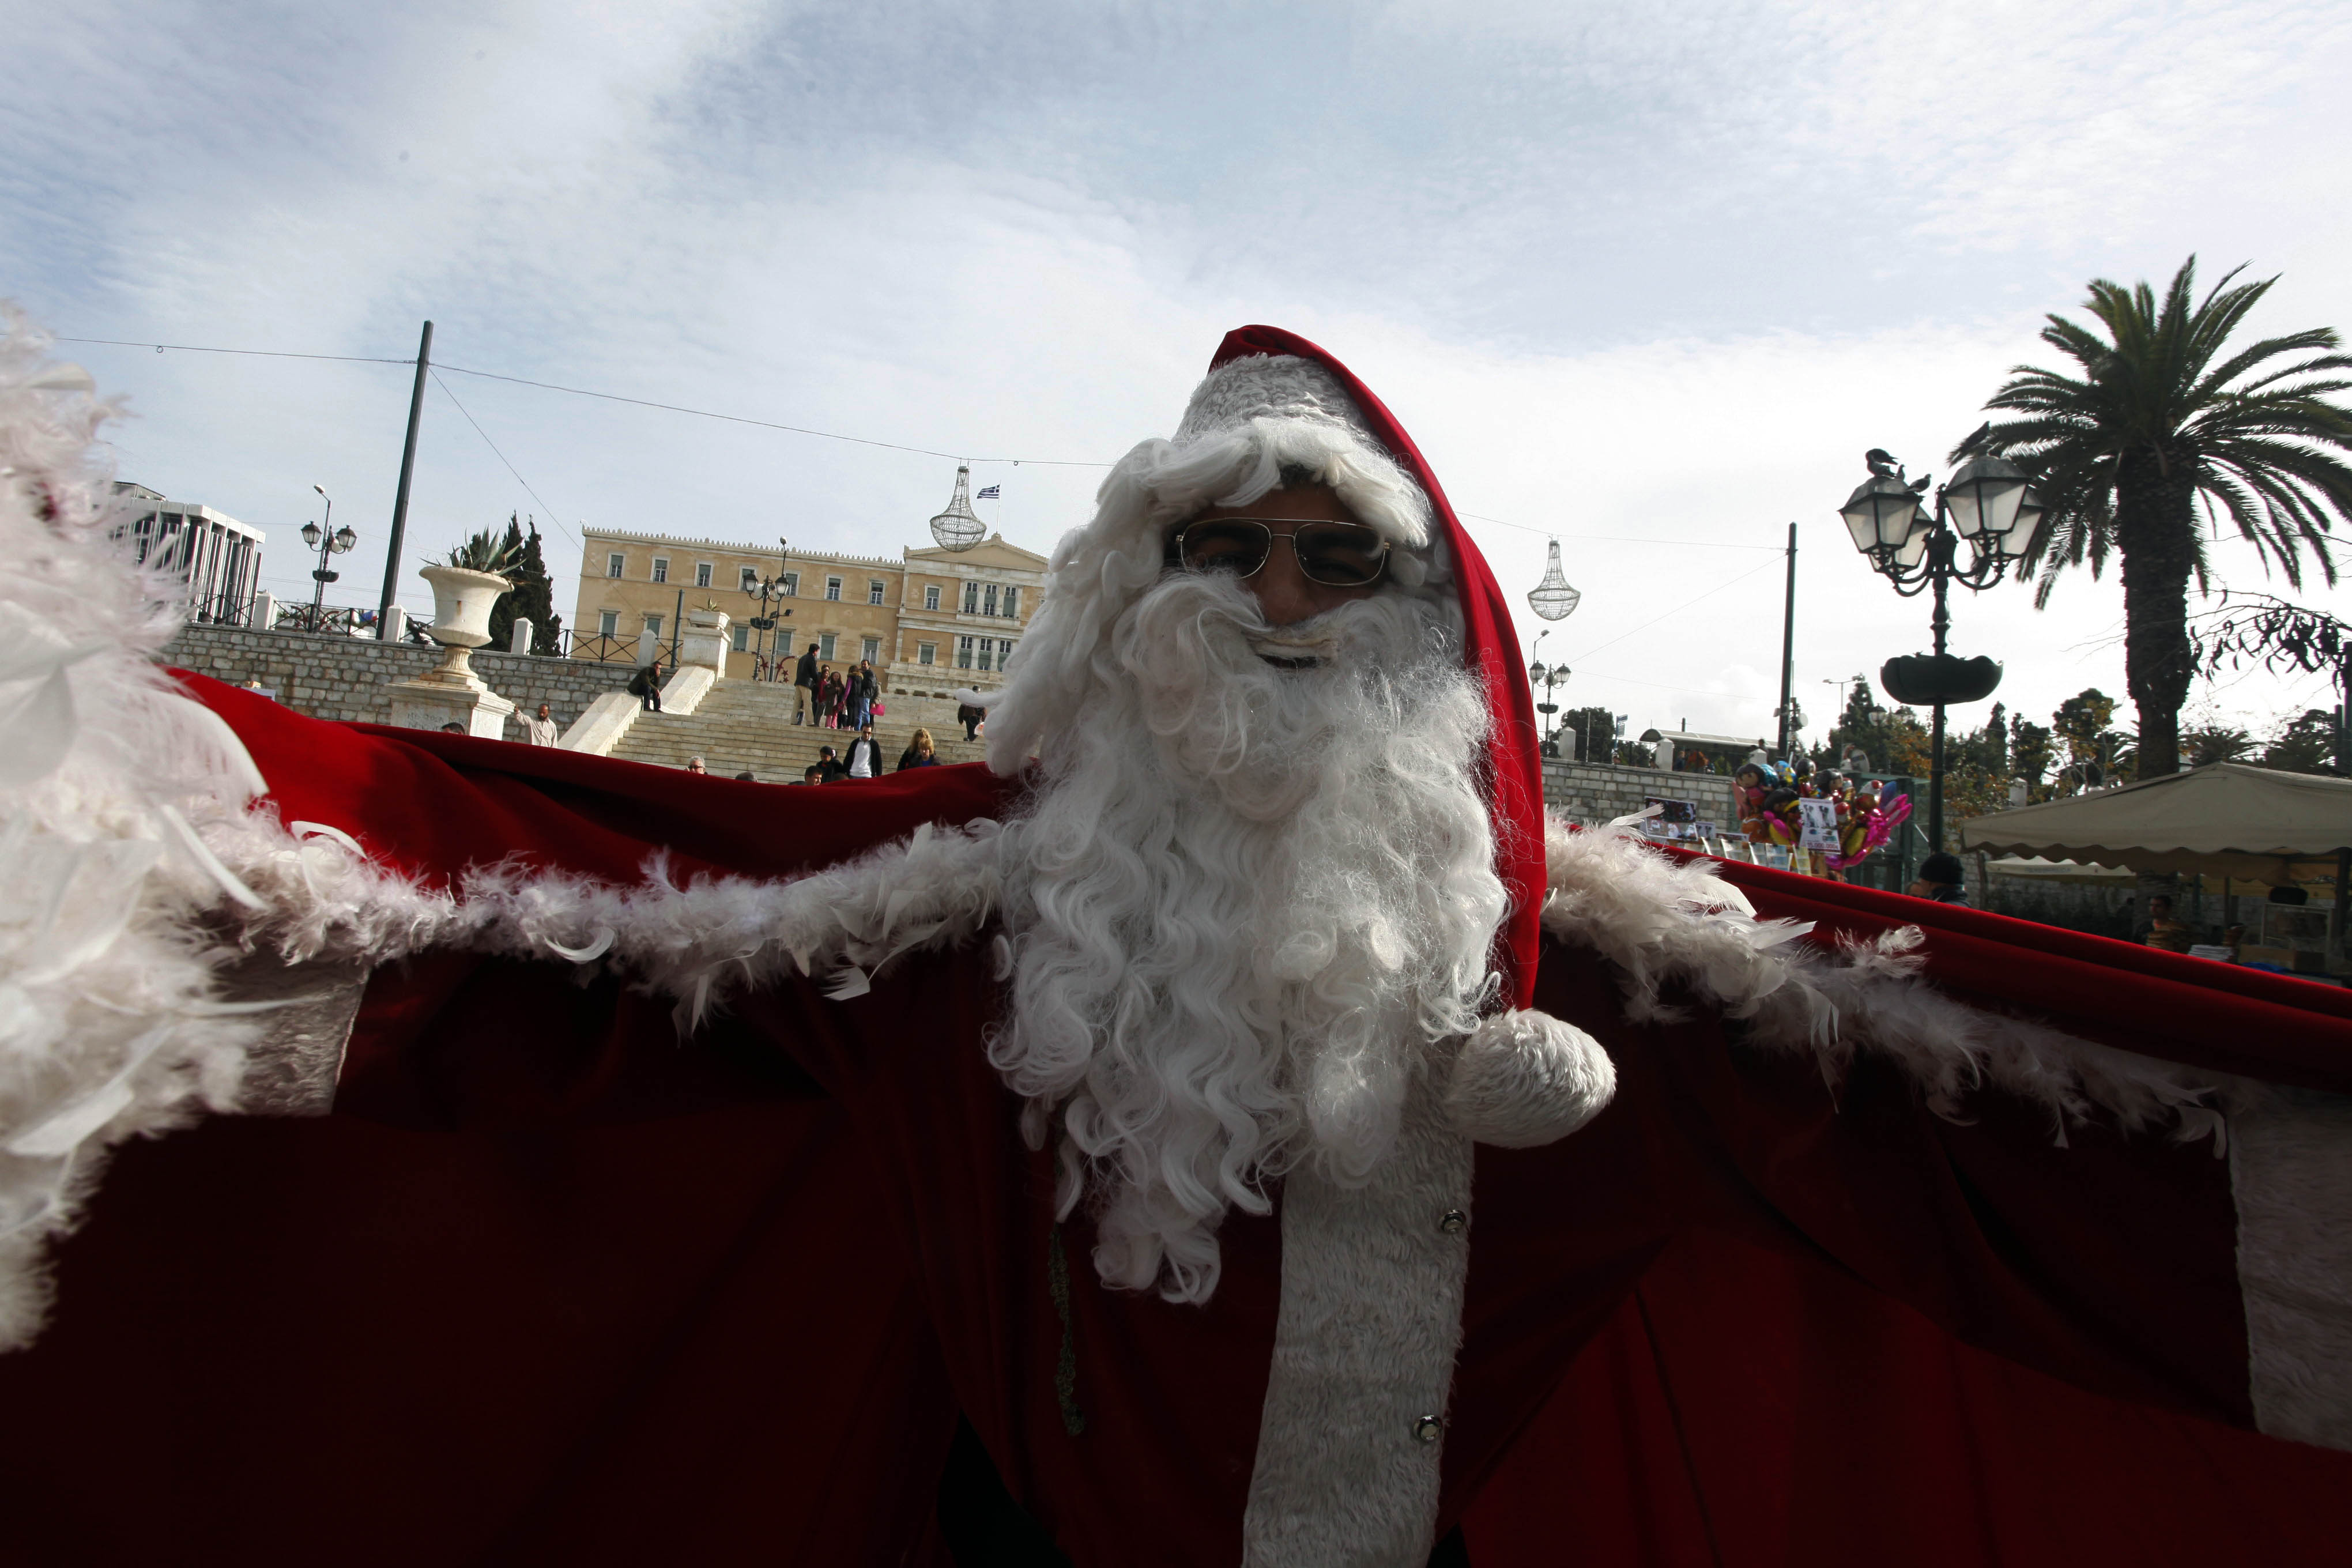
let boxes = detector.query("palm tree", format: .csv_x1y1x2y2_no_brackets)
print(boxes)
1962,258,2352,775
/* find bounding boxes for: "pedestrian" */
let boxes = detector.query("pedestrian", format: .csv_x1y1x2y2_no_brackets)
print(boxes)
800,764,822,785
815,745,846,783
849,659,877,731
734,771,757,782
792,642,819,725
522,702,560,747
817,665,841,729
439,721,465,733
2143,894,2194,953
845,723,884,780
956,699,984,742
896,728,940,771
1907,851,1967,905
628,663,662,713
685,756,707,775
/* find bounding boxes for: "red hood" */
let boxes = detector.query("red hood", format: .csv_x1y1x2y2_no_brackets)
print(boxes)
1209,326,1545,1008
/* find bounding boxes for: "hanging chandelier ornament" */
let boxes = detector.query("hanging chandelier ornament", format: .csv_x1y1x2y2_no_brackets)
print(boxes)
1527,538,1581,621
928,465,987,552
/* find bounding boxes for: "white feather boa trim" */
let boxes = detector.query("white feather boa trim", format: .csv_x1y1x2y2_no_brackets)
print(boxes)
1536,816,2231,1151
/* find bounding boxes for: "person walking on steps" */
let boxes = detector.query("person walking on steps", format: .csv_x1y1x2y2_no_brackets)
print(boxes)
792,643,818,725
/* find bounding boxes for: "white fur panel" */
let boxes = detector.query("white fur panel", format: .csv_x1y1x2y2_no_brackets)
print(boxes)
1242,1079,1471,1567
1444,1007,1615,1148
2228,1085,2352,1451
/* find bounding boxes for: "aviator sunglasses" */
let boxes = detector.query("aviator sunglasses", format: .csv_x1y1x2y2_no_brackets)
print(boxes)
1168,518,1391,587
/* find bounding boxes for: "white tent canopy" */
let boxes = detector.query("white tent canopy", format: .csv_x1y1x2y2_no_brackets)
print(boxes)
1959,764,2352,881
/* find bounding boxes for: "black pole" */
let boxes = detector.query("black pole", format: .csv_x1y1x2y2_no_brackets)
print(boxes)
377,320,433,639
670,588,684,674
1927,533,1954,853
1776,522,1797,757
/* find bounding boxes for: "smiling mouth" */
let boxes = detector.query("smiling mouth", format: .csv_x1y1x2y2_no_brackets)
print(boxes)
1248,631,1337,670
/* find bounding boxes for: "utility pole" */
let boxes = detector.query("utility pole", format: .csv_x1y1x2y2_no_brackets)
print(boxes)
377,320,434,639
1775,522,1797,757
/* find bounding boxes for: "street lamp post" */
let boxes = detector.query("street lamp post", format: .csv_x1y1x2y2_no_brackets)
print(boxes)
1836,449,2046,853
1528,658,1567,758
300,484,357,630
743,537,794,680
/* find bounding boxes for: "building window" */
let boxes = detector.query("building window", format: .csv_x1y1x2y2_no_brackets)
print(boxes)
1001,586,1019,618
651,557,669,584
695,562,713,588
820,632,837,661
983,638,1002,672
962,582,979,614
1001,639,1015,668
606,552,625,579
739,566,757,591
918,642,936,666
924,584,941,612
598,610,619,637
981,583,997,617
732,624,749,651
643,614,663,634
861,636,880,664
825,576,842,602
956,635,974,669
782,572,799,596
868,579,886,605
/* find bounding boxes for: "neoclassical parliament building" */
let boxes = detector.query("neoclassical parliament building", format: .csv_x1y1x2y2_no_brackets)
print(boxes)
570,525,1045,698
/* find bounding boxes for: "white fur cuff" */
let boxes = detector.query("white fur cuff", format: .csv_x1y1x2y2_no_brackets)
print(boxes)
1444,1009,1616,1149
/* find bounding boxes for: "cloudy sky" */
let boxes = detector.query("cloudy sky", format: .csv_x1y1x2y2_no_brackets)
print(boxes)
10,0,2352,751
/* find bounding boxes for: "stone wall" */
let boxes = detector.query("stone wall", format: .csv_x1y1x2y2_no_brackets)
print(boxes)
1540,756,1737,831
162,623,630,740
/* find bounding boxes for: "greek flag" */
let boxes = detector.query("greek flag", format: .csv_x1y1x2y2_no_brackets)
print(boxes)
975,484,1001,500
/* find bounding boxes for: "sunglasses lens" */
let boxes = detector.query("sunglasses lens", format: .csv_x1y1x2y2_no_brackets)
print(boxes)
1294,523,1388,586
1179,522,1272,575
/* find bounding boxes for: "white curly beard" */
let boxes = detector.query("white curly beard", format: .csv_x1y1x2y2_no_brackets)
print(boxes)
989,571,1507,1302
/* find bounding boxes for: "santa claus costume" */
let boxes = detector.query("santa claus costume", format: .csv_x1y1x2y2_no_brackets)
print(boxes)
0,313,2348,1566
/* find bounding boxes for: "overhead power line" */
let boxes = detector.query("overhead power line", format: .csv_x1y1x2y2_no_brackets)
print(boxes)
57,333,1789,557
1566,559,1782,663
428,371,582,556
1455,510,1783,553
53,336,414,367
432,362,1108,468
54,334,1103,467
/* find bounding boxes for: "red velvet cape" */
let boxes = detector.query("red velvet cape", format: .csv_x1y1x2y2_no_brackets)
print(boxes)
0,685,2346,1566
4,321,2352,1563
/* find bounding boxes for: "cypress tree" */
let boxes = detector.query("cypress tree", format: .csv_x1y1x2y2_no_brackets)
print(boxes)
487,513,565,654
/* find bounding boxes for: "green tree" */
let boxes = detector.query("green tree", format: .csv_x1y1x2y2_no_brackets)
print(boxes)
2052,688,2118,768
2265,710,2339,775
487,514,565,655
1826,674,1932,779
1556,706,1618,763
1966,257,2352,779
2011,717,2055,793
2049,688,2136,789
2181,725,2256,767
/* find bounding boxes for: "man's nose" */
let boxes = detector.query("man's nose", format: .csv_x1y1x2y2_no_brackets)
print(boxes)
1244,542,1322,627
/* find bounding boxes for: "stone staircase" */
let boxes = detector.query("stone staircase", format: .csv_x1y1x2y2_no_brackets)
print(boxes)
609,679,987,780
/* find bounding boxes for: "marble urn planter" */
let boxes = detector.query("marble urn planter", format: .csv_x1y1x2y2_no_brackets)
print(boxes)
386,564,518,737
